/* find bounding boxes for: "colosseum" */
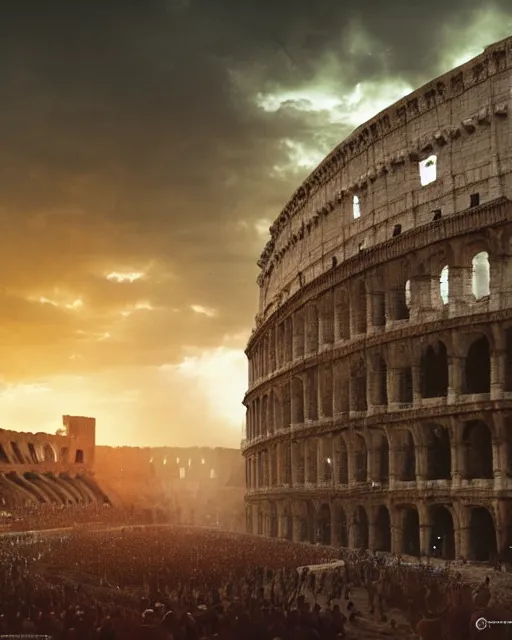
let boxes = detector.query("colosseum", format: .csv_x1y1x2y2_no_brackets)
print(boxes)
242,36,512,563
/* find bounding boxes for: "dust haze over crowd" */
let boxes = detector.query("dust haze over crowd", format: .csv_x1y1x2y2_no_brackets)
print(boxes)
0,0,510,447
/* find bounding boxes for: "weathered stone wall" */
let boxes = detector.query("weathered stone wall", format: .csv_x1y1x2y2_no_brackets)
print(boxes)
255,37,512,321
243,38,512,563
0,415,107,508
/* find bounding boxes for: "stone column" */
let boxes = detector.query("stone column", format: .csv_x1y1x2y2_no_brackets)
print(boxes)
390,509,402,554
346,434,355,488
275,443,282,486
419,507,431,557
490,349,505,400
316,438,323,485
292,516,302,543
292,312,305,360
448,356,463,404
388,440,397,490
411,361,422,406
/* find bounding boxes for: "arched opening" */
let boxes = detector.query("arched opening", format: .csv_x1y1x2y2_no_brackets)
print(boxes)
464,335,490,394
462,420,493,479
420,341,448,398
353,506,369,549
402,507,420,556
354,434,368,483
440,265,449,305
306,441,318,484
43,443,56,463
425,425,451,480
75,450,84,464
292,312,305,359
469,507,497,561
269,503,278,537
378,434,390,483
10,443,24,464
317,503,332,545
391,281,410,321
372,356,388,406
398,367,413,404
397,430,416,481
28,444,39,464
336,438,349,484
322,454,333,483
353,195,361,219
291,377,305,424
0,445,11,463
429,505,455,559
374,506,391,552
335,288,350,341
337,507,348,547
405,279,411,307
471,251,490,300
350,358,367,411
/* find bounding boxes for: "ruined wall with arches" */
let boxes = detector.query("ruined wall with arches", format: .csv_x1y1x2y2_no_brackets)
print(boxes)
243,38,512,562
0,415,108,509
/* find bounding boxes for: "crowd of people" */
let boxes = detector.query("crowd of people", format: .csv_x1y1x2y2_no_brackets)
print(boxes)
0,506,510,639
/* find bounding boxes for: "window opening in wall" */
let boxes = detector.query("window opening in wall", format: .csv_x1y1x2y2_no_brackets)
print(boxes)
75,449,84,464
433,209,442,221
353,195,360,219
332,256,338,269
179,467,186,479
419,155,437,186
472,251,490,299
405,280,411,307
470,193,480,207
392,224,402,237
440,266,449,305
210,468,217,479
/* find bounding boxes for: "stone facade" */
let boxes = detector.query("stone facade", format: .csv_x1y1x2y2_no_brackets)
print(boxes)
243,37,512,562
0,415,107,507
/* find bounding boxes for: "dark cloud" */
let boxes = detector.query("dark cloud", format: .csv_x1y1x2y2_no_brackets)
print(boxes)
0,0,510,445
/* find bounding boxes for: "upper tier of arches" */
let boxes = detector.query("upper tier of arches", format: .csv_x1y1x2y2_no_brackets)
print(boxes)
255,37,512,319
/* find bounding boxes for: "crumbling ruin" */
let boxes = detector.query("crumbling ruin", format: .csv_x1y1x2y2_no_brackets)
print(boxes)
243,37,512,562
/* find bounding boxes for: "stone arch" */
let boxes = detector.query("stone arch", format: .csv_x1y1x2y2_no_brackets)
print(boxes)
394,429,416,481
439,265,449,304
291,376,304,424
334,435,348,484
317,503,332,545
429,505,455,559
471,251,490,300
423,423,451,480
420,340,448,398
468,506,497,561
334,503,348,547
463,334,491,394
400,505,420,556
10,442,24,464
42,443,57,463
350,357,367,411
374,505,391,552
370,354,388,406
387,260,411,321
462,420,493,479
352,280,367,335
353,505,369,549
353,433,368,482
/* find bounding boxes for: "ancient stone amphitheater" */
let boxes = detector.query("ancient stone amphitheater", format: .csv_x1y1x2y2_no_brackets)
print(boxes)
0,415,108,507
243,37,512,562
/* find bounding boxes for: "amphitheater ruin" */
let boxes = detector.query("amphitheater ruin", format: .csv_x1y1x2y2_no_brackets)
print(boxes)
243,36,512,562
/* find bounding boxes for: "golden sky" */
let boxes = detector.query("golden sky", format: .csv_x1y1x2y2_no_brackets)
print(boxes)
0,1,511,447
